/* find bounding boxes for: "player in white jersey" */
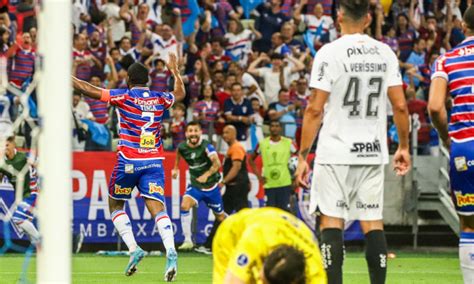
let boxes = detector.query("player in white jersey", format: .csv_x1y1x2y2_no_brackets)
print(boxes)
0,93,14,138
295,0,411,283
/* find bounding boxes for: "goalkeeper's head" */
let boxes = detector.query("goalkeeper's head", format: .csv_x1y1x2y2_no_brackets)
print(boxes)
262,245,306,284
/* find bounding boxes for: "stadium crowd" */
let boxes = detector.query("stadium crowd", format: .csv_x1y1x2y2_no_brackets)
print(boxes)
0,0,472,154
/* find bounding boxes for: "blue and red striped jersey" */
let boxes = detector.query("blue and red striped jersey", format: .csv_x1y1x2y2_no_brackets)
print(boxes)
150,69,171,93
85,97,109,124
432,36,474,143
101,87,175,159
9,48,35,86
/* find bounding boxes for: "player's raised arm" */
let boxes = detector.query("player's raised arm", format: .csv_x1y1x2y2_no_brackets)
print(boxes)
388,85,411,176
167,53,185,102
72,76,104,100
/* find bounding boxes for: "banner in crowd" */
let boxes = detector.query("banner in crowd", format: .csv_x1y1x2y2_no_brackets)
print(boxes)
0,152,362,245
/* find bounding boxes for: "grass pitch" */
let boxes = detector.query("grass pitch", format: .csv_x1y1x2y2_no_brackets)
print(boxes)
0,251,462,283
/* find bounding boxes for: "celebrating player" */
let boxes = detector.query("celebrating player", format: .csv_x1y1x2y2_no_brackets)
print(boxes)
72,53,185,281
212,207,327,283
0,136,40,248
172,121,225,251
295,0,411,283
428,6,474,283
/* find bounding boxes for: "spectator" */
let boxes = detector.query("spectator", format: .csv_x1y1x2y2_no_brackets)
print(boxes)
395,13,417,61
72,92,95,151
254,0,290,52
219,125,249,213
207,37,232,68
146,57,171,93
294,1,336,50
249,120,297,210
224,83,254,144
402,38,426,88
100,0,127,45
268,89,297,138
183,51,211,105
231,63,266,108
73,33,100,82
193,84,222,140
149,23,181,62
224,18,261,66
85,75,111,125
0,91,14,138
247,97,265,152
248,53,304,104
205,0,240,37
169,102,187,149
72,0,90,33
406,85,430,155
88,30,106,78
9,32,35,88
281,22,305,54
271,32,291,56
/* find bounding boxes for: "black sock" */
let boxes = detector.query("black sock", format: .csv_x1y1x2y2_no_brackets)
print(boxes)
321,228,344,284
365,230,387,284
204,220,221,249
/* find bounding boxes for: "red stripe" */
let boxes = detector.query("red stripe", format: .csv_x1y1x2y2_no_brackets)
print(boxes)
450,127,474,140
446,61,474,70
450,78,474,91
155,215,169,222
454,96,474,105
112,212,126,222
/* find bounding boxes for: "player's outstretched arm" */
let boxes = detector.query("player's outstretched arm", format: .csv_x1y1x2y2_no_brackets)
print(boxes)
388,85,411,176
295,88,328,188
167,53,185,102
428,77,450,148
72,76,103,100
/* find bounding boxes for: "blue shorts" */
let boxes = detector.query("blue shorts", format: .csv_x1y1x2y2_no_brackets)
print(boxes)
450,140,474,215
109,154,166,204
184,184,224,214
12,193,37,222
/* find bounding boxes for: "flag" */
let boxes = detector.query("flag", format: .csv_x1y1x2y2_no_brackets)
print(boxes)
240,0,263,19
182,0,200,37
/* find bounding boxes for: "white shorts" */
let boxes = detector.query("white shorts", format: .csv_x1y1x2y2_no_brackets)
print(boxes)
309,164,384,221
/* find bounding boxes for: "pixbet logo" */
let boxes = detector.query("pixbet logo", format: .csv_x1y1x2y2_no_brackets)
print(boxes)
459,47,474,56
347,46,380,58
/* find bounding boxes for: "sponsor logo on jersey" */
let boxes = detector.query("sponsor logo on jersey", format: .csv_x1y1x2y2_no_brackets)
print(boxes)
134,98,160,106
455,156,468,172
114,185,132,195
138,148,159,154
149,183,164,195
346,46,380,58
356,201,379,210
454,191,474,207
190,152,196,159
459,47,474,56
350,140,381,154
125,164,134,174
110,95,125,102
237,254,249,266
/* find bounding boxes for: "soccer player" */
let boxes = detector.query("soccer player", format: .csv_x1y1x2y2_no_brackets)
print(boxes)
212,207,327,284
172,121,225,250
295,0,411,283
0,136,40,247
428,6,474,283
72,53,185,281
249,120,298,211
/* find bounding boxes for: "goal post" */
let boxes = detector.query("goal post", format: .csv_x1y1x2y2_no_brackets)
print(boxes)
37,0,72,283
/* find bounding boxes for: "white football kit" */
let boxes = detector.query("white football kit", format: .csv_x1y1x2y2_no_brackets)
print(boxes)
309,33,402,220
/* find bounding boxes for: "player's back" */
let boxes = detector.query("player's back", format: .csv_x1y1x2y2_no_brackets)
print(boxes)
107,87,174,159
432,37,474,143
310,34,402,165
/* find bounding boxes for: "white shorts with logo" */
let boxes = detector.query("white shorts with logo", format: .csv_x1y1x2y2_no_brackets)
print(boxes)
309,164,384,221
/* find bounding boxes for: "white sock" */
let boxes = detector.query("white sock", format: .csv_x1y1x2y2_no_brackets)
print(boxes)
180,210,192,243
155,211,175,252
15,219,40,245
111,210,137,252
460,232,474,283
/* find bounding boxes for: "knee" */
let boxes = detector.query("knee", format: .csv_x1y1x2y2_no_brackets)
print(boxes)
461,216,474,232
180,203,191,212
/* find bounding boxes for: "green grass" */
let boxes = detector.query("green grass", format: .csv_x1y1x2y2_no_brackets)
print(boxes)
0,251,463,283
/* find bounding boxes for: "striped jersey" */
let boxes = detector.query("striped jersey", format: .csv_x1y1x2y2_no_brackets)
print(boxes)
432,36,474,143
9,48,35,86
73,48,92,81
150,69,170,92
84,96,109,124
100,87,175,159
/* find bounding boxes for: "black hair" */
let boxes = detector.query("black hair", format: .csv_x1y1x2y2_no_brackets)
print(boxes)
339,0,369,21
263,245,306,284
269,120,282,126
231,82,242,89
127,62,149,85
109,47,119,55
185,121,201,131
464,6,474,30
270,53,284,60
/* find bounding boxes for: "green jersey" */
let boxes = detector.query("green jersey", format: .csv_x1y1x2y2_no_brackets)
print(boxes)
258,137,297,189
178,139,221,190
0,151,35,197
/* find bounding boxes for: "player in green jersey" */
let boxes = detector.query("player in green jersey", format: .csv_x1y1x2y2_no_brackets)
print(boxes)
0,136,40,247
172,121,225,251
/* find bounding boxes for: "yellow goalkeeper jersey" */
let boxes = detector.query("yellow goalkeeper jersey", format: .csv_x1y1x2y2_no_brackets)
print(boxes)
212,207,327,284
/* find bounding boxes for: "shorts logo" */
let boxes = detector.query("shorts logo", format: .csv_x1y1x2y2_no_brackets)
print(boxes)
455,157,468,172
125,164,134,174
114,185,132,195
454,191,474,207
237,254,249,267
149,183,164,195
356,201,379,210
336,200,348,209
